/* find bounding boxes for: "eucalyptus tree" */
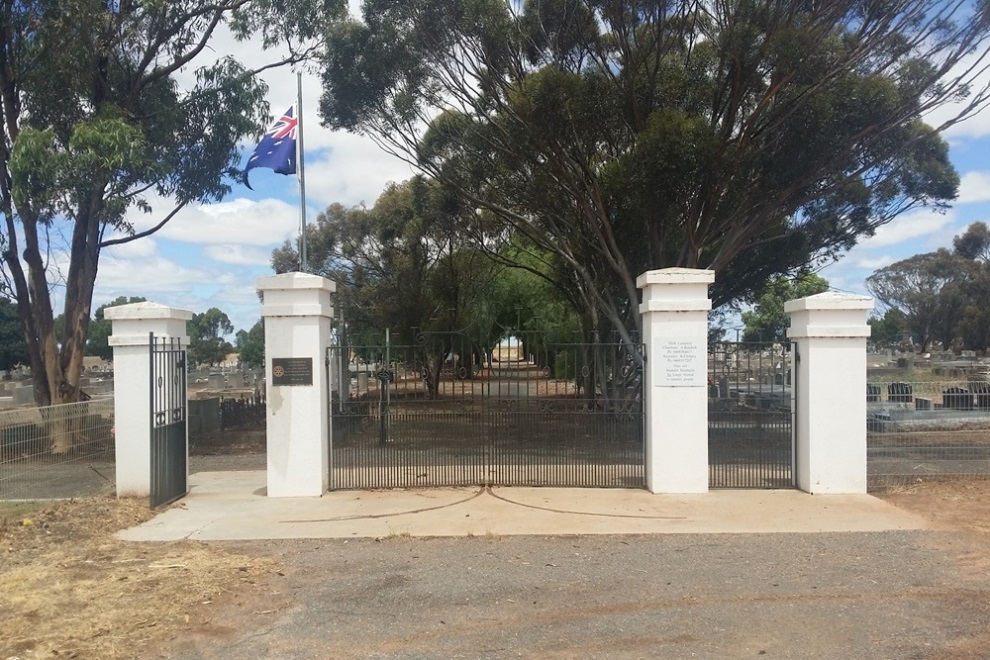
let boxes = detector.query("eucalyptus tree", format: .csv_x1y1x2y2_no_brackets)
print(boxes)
866,249,974,351
0,0,345,419
319,0,987,350
952,222,990,350
741,274,830,343
273,178,502,396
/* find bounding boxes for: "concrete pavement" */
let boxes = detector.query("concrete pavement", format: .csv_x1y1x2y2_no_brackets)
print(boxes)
118,470,928,542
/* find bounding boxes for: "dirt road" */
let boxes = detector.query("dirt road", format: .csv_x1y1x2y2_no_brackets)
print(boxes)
3,479,989,659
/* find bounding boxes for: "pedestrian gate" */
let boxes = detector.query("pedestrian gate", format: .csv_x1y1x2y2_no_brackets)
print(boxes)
708,341,794,488
149,333,188,507
328,332,644,489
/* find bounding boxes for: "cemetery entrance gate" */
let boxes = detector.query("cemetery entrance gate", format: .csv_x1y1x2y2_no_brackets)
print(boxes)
149,333,188,508
708,341,795,489
327,330,644,489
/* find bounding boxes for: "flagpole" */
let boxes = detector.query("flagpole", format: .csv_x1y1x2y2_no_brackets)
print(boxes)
297,71,308,272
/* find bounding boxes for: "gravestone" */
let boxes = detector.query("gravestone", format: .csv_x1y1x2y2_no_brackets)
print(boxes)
888,382,913,403
970,381,990,409
915,397,932,410
943,387,973,410
208,373,224,389
866,384,880,402
12,384,34,405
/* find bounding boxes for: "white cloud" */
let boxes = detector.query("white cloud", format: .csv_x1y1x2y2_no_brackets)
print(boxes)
856,208,956,250
854,255,896,270
204,244,273,266
98,254,217,294
924,51,990,140
958,171,990,204
104,237,157,259
305,140,415,208
118,196,299,247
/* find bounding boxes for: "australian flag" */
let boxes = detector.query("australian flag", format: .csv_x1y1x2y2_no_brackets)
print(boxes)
244,106,298,190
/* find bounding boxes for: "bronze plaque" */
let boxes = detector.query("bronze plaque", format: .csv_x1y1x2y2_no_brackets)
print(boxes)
271,357,314,386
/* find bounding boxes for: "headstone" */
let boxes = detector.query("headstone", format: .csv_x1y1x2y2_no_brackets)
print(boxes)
888,382,913,403
866,384,880,402
970,381,990,409
208,373,224,389
943,387,973,410
896,357,914,370
915,397,932,410
12,384,34,405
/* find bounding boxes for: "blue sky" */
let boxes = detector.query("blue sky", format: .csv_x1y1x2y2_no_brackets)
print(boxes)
88,26,990,336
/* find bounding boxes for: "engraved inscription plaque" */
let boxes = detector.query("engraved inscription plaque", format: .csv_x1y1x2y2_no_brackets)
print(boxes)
271,357,314,386
654,338,706,387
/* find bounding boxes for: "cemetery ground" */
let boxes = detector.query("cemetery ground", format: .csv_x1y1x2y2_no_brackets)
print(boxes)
0,479,989,658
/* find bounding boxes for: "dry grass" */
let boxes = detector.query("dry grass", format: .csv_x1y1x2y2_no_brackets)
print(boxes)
0,497,280,659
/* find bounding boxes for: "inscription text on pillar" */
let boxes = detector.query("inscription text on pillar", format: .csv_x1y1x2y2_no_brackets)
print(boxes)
654,338,706,387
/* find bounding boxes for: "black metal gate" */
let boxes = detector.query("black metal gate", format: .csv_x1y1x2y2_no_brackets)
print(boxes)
150,333,188,507
708,341,794,488
328,331,644,489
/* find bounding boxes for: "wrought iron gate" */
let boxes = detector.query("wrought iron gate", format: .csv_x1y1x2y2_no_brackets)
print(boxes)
150,334,188,508
328,331,644,489
708,341,794,488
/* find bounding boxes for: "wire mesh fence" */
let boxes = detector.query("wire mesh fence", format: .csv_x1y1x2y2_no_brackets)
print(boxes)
0,398,115,500
867,380,990,487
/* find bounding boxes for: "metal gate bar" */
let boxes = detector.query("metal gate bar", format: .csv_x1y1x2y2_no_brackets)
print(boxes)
708,341,794,489
329,337,644,489
150,333,188,508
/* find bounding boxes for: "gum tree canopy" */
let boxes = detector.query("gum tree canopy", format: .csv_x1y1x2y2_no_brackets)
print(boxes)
0,0,345,414
320,0,988,345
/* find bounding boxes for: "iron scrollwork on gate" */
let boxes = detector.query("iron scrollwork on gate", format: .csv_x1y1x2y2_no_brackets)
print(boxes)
149,333,188,508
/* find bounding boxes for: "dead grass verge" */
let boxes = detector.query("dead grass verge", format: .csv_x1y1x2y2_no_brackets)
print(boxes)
0,497,280,659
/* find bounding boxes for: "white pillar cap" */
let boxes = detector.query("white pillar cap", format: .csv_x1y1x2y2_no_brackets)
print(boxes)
636,268,715,288
104,302,193,322
257,271,337,294
783,291,873,313
785,292,873,340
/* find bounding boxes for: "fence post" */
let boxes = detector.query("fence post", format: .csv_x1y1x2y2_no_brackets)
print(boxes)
637,268,714,493
106,303,192,497
258,272,335,497
785,293,873,494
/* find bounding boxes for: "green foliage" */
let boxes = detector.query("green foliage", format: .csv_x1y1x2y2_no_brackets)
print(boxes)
188,308,235,367
869,308,908,349
866,250,974,351
0,0,343,406
85,297,147,361
953,222,990,261
0,298,28,372
319,0,984,343
235,320,265,368
741,274,830,343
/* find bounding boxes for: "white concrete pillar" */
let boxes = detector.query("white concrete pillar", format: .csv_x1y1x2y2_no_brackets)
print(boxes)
637,268,715,493
106,303,192,497
785,292,873,494
258,272,335,497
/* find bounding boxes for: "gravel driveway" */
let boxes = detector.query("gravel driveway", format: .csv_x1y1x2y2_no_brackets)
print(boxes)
164,530,990,659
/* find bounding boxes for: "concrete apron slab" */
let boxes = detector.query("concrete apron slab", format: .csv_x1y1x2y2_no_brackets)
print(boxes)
117,471,929,542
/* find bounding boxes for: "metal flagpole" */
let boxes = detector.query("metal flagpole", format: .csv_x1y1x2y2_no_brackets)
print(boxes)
297,71,308,272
